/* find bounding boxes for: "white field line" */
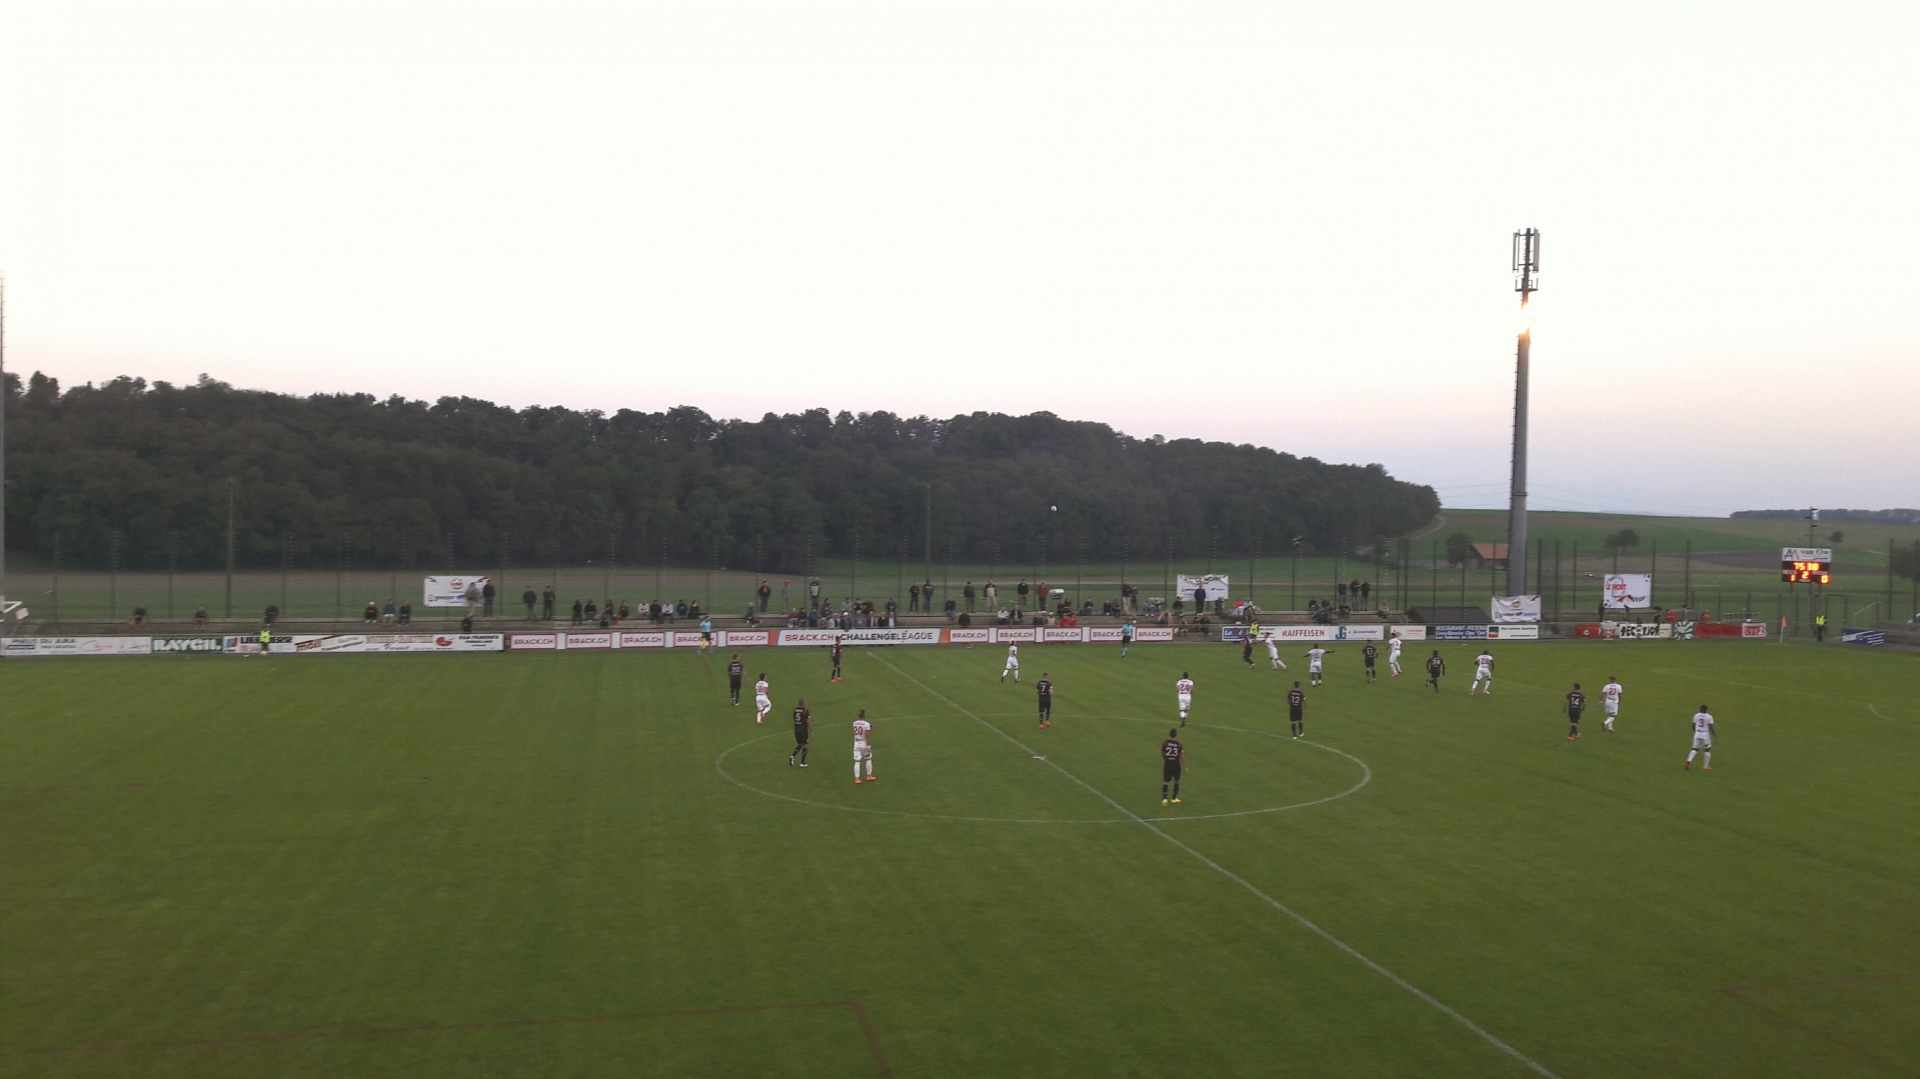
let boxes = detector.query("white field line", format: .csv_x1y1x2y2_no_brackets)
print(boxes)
873,654,1563,1079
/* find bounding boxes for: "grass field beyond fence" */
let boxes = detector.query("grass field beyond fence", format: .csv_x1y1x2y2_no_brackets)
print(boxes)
4,638,1917,1077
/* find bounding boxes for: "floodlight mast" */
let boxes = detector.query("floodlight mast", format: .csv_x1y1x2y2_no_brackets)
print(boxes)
1506,229,1540,600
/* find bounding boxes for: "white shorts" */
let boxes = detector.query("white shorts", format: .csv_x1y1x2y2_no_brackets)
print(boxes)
854,743,872,761
1005,658,1019,670
1605,702,1619,715
1476,667,1491,678
1692,734,1712,749
755,695,771,711
1177,692,1192,709
1309,663,1322,674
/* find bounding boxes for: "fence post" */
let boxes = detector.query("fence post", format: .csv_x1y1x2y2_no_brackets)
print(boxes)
52,532,61,623
110,530,120,622
168,531,178,620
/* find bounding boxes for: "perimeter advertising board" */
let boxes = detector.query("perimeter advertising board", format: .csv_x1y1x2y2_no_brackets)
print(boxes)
291,633,503,653
153,636,228,654
1174,574,1232,602
1485,624,1540,640
2,636,154,656
778,628,943,647
422,575,494,608
1435,624,1489,640
1244,624,1387,642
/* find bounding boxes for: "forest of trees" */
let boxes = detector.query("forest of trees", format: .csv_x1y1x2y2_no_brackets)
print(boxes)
2,372,1439,574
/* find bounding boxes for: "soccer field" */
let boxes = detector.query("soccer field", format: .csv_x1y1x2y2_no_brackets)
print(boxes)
4,640,1917,1077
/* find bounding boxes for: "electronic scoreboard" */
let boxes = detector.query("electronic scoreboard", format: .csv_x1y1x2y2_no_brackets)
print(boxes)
1781,547,1832,584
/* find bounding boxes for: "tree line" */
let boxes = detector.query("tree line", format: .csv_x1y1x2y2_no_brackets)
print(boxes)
2,371,1440,573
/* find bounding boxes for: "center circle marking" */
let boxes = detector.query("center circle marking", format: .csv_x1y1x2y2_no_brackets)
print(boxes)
714,712,1371,824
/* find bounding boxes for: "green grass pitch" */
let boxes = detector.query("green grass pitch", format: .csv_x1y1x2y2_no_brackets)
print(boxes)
3,639,1917,1077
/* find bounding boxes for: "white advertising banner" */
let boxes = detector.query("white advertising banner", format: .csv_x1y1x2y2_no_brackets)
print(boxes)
618,631,669,649
565,632,614,650
1043,627,1087,643
422,575,493,608
1132,626,1176,642
719,630,771,648
290,633,503,654
777,628,944,647
510,633,559,650
1087,627,1125,642
1389,625,1430,641
1237,624,1386,642
1602,574,1654,609
671,632,707,649
1490,595,1542,623
947,628,992,644
1175,574,1232,602
2,635,153,657
991,627,1038,643
1485,624,1540,640
1781,547,1832,563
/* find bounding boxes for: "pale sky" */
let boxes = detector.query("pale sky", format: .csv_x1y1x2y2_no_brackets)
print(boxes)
3,1,1915,515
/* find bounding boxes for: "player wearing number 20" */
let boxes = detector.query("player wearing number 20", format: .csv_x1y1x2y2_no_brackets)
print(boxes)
852,710,875,784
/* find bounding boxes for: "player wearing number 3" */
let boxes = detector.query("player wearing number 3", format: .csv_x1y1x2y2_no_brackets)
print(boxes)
1685,706,1715,770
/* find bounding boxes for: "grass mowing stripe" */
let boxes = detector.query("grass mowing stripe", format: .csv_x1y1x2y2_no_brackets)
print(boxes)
871,653,1565,1079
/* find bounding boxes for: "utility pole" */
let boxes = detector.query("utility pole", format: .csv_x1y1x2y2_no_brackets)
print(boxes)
1506,227,1540,599
224,478,236,618
0,270,8,633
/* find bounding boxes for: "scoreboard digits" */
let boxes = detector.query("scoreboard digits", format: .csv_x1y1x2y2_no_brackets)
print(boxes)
1781,547,1833,584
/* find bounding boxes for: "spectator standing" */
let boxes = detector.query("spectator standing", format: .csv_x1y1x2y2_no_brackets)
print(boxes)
758,581,772,612
985,580,998,608
964,581,976,612
1017,580,1030,609
1361,581,1371,604
808,578,822,610
781,580,792,608
1337,581,1348,607
523,587,537,619
571,599,584,624
542,587,556,620
909,582,920,612
464,582,481,612
482,580,496,615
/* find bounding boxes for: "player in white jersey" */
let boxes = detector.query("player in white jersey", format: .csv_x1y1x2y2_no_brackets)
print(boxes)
1265,634,1287,670
753,674,772,724
1470,651,1494,694
1175,672,1195,726
1001,643,1021,682
1302,647,1332,686
1601,677,1623,732
852,710,876,783
1387,633,1403,677
1685,706,1714,770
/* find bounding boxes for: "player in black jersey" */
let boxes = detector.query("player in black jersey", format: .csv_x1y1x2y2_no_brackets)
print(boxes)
1287,682,1307,739
727,654,745,705
1035,674,1054,728
1242,634,1255,669
1564,683,1586,740
829,638,844,682
1425,650,1446,693
1361,643,1379,683
788,699,812,767
1160,729,1185,805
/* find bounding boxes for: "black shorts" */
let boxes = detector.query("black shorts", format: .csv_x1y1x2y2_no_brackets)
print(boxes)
1038,697,1052,716
1364,657,1376,668
729,675,742,687
1289,708,1303,722
1568,710,1582,723
793,728,810,745
1162,759,1182,782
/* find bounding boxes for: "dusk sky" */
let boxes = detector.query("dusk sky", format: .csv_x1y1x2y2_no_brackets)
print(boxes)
3,1,1915,515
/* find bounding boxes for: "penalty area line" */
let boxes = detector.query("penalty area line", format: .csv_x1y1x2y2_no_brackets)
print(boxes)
871,654,1563,1079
